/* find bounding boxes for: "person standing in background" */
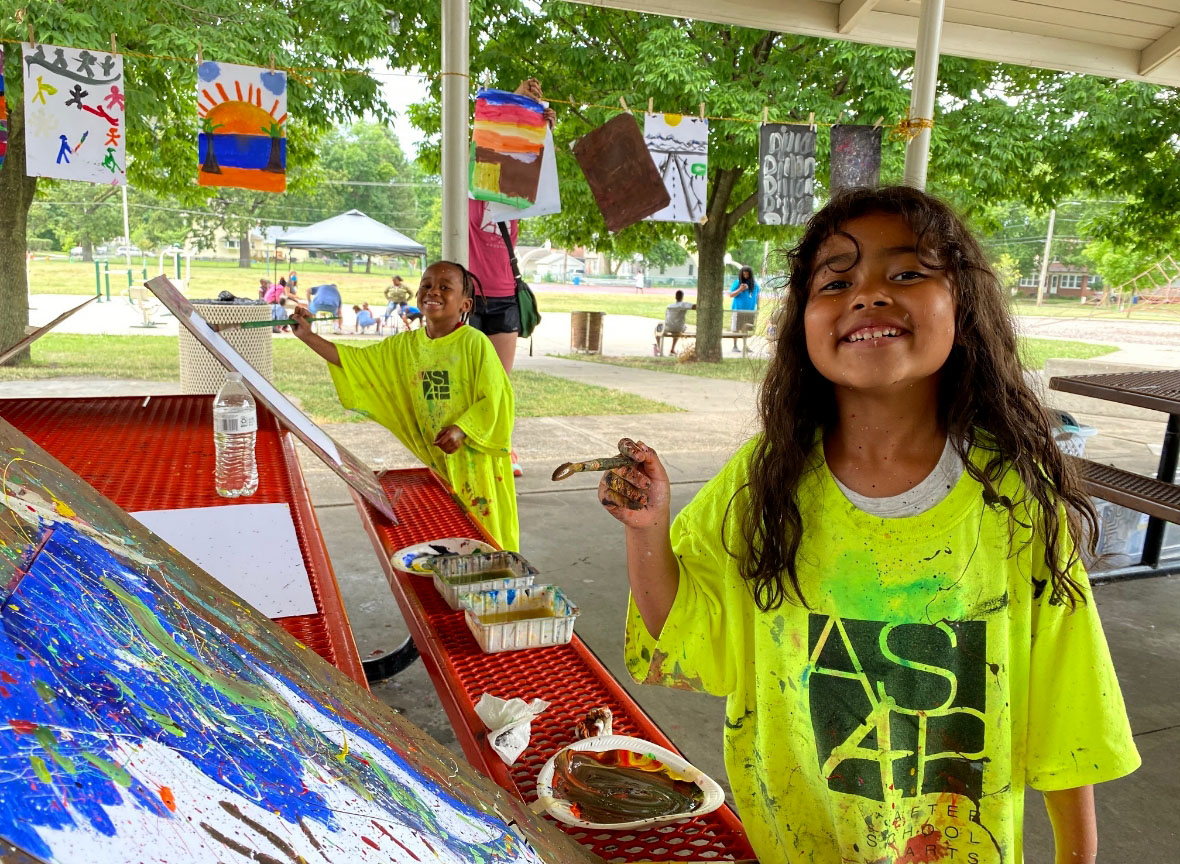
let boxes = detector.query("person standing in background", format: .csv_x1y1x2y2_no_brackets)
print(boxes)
466,77,555,478
728,265,760,352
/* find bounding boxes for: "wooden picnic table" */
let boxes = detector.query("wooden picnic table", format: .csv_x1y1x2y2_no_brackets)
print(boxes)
1049,370,1180,575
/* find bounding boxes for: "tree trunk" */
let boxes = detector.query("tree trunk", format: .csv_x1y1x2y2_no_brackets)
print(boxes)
694,221,728,363
82,237,94,263
365,254,372,275
348,257,354,273
238,228,251,269
0,98,39,365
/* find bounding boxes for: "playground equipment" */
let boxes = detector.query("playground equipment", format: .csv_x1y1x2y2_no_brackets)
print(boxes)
1089,255,1180,317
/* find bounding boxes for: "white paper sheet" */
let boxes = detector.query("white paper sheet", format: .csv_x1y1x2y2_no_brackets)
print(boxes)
132,504,317,619
484,128,562,222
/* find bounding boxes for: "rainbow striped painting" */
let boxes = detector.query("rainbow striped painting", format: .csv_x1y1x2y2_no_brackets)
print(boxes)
470,89,546,209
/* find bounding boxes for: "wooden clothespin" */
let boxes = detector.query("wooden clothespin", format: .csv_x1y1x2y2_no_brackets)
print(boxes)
835,110,844,125
762,106,769,124
808,111,815,131
27,21,35,48
699,102,705,120
196,42,203,64
270,53,276,73
619,96,630,113
873,116,884,129
110,33,117,54
648,97,654,114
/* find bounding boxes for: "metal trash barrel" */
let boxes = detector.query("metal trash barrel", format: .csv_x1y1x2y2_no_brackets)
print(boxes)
570,310,604,354
180,299,274,394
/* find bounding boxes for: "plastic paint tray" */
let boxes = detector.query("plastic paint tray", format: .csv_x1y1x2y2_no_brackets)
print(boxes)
430,550,538,610
459,584,578,653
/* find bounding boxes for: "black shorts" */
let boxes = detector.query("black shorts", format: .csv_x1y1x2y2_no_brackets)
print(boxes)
468,294,521,336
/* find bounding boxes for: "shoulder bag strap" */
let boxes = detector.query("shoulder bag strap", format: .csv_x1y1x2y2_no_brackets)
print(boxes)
496,221,523,282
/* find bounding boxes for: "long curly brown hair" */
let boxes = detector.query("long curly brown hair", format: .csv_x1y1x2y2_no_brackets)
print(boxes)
737,186,1097,611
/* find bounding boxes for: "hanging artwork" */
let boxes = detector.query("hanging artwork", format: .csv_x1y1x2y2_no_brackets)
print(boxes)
21,41,125,184
470,89,546,208
643,113,708,223
830,124,883,193
197,61,286,193
144,276,396,523
0,417,599,864
0,48,7,170
485,127,561,222
573,113,668,233
758,123,816,225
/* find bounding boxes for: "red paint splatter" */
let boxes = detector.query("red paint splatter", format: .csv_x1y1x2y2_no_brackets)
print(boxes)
0,671,16,684
371,820,394,840
0,687,8,699
10,719,37,735
894,826,948,863
388,836,421,861
361,836,380,850
158,786,176,812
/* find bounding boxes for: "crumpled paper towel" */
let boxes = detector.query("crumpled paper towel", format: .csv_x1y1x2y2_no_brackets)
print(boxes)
475,693,550,766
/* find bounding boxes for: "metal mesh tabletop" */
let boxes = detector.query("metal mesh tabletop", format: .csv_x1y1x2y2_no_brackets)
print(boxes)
0,395,366,688
1050,370,1180,414
354,468,755,862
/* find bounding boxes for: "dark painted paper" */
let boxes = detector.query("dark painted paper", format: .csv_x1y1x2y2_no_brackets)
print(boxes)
758,124,815,225
573,113,670,233
830,125,883,194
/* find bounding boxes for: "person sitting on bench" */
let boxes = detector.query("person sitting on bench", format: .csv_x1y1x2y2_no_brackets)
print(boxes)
662,290,696,355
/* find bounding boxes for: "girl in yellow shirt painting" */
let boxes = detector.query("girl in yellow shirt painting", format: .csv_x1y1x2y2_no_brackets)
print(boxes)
292,261,518,551
600,187,1138,863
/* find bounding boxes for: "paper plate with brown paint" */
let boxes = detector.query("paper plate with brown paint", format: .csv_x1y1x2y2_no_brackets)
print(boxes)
533,735,725,830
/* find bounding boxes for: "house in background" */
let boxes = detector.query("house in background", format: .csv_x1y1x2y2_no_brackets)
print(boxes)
1017,259,1094,299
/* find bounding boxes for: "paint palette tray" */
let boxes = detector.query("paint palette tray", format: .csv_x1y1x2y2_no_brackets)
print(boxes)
459,584,579,653
430,550,539,610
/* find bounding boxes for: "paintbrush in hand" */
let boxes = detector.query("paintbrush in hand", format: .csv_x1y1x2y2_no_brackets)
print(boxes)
210,316,340,333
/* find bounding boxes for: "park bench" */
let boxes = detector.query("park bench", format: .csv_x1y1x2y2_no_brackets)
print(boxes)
125,284,161,327
656,326,752,358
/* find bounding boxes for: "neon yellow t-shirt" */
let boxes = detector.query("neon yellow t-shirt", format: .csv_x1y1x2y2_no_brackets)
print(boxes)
625,439,1139,864
328,325,519,551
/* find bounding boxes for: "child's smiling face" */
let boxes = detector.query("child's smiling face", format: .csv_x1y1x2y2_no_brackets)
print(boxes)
803,211,956,394
417,263,473,333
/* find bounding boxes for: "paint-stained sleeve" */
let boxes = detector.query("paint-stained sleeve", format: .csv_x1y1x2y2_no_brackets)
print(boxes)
624,443,755,698
328,339,426,463
453,331,514,457
1025,519,1140,790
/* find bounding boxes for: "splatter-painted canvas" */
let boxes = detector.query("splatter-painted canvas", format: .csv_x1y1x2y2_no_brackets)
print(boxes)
485,128,561,222
0,417,600,864
21,42,125,184
0,48,8,170
470,89,546,209
830,124,882,194
197,61,286,193
572,113,669,233
643,113,708,223
144,275,397,524
758,123,815,225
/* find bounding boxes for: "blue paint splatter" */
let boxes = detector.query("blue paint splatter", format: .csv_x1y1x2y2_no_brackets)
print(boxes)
197,61,220,82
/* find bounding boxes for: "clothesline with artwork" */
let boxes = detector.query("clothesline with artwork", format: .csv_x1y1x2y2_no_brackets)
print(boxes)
5,41,284,193
0,37,889,225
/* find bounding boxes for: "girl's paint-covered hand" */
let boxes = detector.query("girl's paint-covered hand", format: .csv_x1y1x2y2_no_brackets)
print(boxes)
599,438,669,528
434,425,467,454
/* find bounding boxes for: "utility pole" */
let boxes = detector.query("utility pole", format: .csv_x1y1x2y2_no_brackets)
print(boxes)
1035,208,1056,307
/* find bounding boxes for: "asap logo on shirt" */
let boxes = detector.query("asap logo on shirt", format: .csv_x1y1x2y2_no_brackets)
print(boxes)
420,370,450,401
806,614,988,804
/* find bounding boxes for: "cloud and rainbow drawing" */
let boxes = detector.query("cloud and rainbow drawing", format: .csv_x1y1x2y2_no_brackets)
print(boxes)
197,61,287,194
470,90,546,209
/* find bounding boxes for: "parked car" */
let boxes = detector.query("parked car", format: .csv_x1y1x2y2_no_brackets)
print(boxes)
69,246,84,257
115,245,143,256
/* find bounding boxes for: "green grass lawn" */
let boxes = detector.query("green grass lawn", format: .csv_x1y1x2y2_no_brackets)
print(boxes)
0,334,679,422
1009,297,1180,321
559,336,1119,381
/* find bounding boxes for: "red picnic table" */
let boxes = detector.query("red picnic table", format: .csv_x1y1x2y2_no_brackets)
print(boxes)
353,469,756,862
0,394,367,689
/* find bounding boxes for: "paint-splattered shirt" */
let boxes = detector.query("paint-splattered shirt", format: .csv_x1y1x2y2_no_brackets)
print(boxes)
625,439,1139,864
328,324,519,551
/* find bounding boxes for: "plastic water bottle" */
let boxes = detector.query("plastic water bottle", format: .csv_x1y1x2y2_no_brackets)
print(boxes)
213,372,258,497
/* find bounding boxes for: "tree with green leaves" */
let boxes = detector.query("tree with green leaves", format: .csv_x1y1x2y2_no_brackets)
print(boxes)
0,0,394,363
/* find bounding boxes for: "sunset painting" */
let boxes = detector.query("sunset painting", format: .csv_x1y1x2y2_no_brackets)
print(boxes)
197,61,286,193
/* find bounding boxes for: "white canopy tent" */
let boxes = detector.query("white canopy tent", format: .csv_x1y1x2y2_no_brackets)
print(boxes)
275,209,427,259
438,0,1180,260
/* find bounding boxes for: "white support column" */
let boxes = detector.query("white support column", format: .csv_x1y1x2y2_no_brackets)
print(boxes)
902,0,945,190
441,0,469,265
